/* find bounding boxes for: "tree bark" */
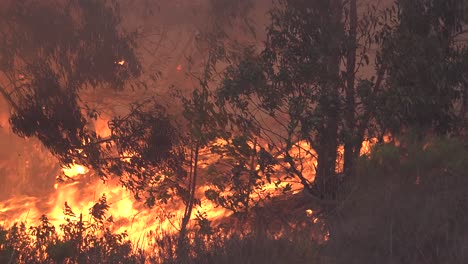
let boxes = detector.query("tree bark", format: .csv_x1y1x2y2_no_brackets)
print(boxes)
343,0,358,179
313,0,343,200
177,143,200,256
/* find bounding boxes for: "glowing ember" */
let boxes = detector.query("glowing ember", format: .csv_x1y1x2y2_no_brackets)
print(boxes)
117,59,126,65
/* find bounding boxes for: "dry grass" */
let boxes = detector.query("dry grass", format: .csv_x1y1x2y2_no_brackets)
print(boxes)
2,138,466,263
325,138,468,264
147,231,320,264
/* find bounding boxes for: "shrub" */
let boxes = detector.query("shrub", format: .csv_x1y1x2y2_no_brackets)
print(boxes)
327,138,468,264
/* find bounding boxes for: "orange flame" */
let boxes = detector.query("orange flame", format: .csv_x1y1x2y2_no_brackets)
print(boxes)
62,163,88,177
0,134,388,249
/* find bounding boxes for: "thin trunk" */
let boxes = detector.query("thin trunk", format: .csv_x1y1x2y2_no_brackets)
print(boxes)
177,143,200,254
356,63,387,146
313,0,342,200
245,139,257,215
315,132,339,198
343,0,358,178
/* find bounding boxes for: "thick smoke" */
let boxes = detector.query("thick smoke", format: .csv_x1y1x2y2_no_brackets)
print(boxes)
0,0,270,227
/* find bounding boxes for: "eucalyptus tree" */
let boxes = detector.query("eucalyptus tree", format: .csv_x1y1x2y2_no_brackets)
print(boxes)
0,0,268,247
375,0,468,137
0,0,189,214
0,0,140,166
217,0,384,202
217,0,468,202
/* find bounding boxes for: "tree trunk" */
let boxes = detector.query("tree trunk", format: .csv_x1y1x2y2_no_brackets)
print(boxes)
313,0,343,200
177,143,200,256
315,129,339,198
343,0,358,179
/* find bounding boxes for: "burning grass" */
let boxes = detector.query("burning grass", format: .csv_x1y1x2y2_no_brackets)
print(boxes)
0,213,321,264
1,137,467,263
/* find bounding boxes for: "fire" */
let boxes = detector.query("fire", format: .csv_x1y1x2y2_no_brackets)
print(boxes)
360,138,378,155
94,116,112,138
0,132,389,252
117,59,126,65
43,173,188,243
62,163,88,177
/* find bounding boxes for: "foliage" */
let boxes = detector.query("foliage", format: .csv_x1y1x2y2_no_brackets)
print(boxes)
1,138,467,264
0,196,322,264
216,0,370,201
1,1,468,263
215,0,468,205
0,196,141,264
0,0,141,164
327,138,468,264
105,100,186,207
0,0,188,212
376,0,468,135
205,136,277,216
148,231,320,264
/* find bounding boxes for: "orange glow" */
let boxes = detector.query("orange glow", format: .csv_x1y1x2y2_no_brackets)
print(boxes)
0,112,8,128
62,163,88,177
117,59,126,65
0,136,390,250
382,133,400,146
94,116,112,138
360,138,378,156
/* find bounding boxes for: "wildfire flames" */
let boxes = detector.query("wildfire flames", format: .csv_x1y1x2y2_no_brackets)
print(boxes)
62,164,88,177
0,72,381,248
0,100,381,248
0,117,231,245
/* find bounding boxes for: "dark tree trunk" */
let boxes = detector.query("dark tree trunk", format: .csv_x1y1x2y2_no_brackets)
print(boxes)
313,0,343,200
343,0,358,179
315,126,339,198
177,143,200,256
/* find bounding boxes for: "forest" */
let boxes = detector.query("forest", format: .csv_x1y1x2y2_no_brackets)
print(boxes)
0,0,467,263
